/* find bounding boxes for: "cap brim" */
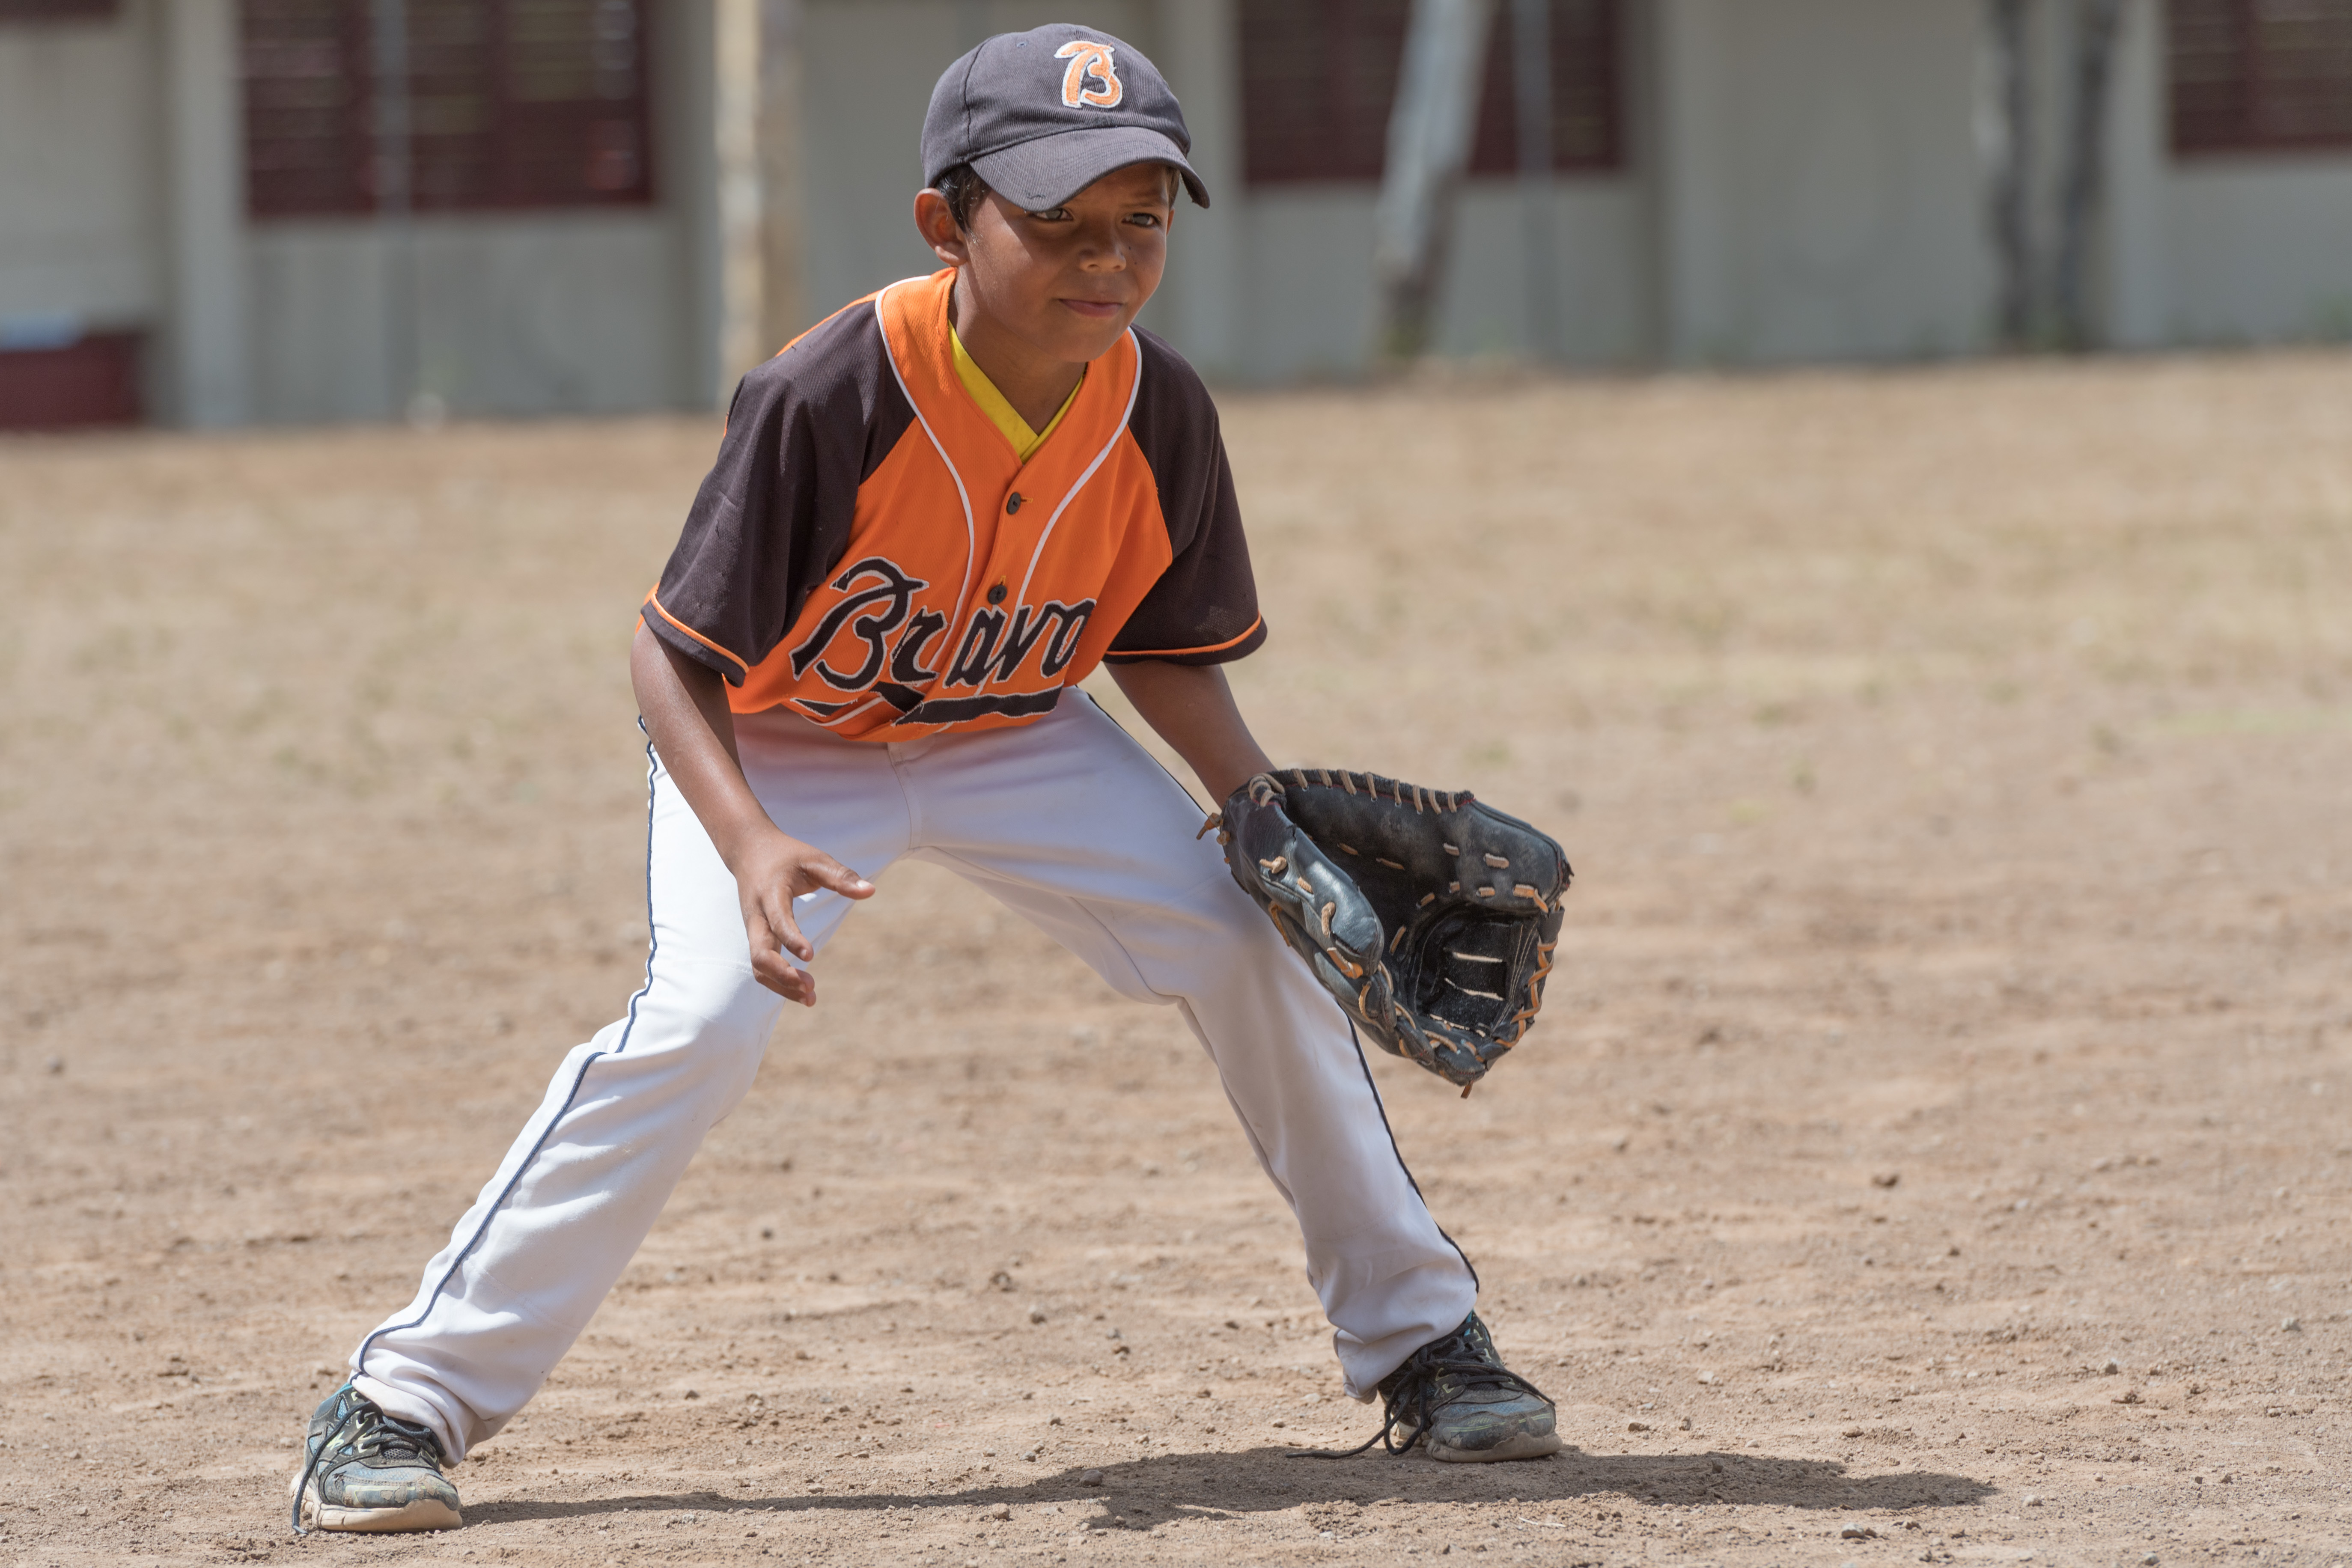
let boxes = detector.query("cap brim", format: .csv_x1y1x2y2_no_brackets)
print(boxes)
969,125,1211,212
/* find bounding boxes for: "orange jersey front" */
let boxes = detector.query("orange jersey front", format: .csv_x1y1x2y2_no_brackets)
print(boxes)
645,270,1264,739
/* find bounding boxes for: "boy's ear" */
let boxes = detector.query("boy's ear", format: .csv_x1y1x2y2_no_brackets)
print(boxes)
913,188,971,269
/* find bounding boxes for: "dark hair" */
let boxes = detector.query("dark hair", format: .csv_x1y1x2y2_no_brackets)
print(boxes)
933,163,991,230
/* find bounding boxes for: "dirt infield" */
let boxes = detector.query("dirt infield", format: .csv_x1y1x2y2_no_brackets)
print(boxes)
4,353,2350,1566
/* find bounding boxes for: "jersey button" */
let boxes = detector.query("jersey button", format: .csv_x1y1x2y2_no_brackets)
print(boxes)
987,581,1007,605
1005,492,1024,514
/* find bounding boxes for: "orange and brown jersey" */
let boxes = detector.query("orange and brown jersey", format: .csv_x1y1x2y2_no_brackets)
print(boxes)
645,269,1264,740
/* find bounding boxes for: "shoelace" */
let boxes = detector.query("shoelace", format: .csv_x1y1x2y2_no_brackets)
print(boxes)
1291,1337,1555,1461
289,1389,443,1535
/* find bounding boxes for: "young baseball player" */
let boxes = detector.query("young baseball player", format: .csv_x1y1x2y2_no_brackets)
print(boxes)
292,24,1557,1534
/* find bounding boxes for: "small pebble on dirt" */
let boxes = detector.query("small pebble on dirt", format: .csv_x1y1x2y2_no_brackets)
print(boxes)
2281,1316,2301,1332
1873,1172,1900,1188
2103,1360,2121,1374
1079,1469,1103,1486
1626,1421,1649,1432
1843,1426,1865,1437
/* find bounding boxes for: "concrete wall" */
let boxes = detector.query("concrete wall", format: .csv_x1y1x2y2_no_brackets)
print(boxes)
1235,181,1650,378
1653,0,1992,364
0,5,161,335
2165,162,2352,343
246,212,699,422
2089,0,2352,351
11,0,2352,425
0,0,719,426
246,0,721,422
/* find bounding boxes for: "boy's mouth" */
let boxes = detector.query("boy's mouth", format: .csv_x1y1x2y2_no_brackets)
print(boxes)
1059,298,1124,321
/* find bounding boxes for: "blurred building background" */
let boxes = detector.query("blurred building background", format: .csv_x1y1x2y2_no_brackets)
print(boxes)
2,0,2350,430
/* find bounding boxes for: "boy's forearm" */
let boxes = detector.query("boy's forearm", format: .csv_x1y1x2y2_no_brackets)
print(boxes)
1107,659,1274,804
629,622,778,867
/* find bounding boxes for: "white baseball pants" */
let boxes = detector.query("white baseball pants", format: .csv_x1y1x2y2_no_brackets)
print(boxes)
350,693,1476,1461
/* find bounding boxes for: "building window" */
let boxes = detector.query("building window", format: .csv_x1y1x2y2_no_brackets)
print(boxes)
1237,0,1624,186
241,0,653,218
2171,0,2352,155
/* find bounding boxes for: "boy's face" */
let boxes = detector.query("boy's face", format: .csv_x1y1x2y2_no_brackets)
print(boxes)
920,163,1175,366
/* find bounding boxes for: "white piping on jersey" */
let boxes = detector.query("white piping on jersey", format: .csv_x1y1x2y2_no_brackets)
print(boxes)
803,277,982,732
1012,329,1143,609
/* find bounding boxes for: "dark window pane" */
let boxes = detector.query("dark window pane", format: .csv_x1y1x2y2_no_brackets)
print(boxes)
241,0,653,217
242,0,373,217
2171,0,2352,154
1467,0,1624,175
1239,0,1623,186
1238,0,1412,184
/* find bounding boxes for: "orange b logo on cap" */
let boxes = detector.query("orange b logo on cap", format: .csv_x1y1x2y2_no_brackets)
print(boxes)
1054,40,1122,109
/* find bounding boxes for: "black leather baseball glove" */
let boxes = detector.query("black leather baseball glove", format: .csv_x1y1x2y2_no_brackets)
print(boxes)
1209,769,1570,1092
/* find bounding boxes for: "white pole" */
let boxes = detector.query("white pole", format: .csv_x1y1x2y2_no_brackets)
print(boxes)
161,0,250,426
1374,0,1496,361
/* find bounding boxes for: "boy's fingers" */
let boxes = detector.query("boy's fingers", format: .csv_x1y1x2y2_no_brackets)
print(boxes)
768,901,816,963
744,905,818,1003
803,855,875,900
746,931,816,1005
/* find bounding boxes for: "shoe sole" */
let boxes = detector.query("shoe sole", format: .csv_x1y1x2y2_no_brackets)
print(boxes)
1427,1429,1565,1463
313,1498,463,1532
290,1472,463,1533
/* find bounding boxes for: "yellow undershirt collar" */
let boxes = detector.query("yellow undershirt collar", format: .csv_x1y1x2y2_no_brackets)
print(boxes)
951,326,1082,464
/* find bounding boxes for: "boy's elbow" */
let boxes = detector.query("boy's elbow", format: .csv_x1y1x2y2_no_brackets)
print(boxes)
632,620,715,708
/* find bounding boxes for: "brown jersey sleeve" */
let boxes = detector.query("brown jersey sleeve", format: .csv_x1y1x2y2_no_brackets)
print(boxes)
646,302,916,684
1103,328,1267,666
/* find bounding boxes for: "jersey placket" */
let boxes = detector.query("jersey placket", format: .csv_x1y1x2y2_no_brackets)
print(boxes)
896,305,1136,717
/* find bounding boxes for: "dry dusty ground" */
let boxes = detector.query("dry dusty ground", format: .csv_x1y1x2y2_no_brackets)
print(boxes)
3,353,2351,1568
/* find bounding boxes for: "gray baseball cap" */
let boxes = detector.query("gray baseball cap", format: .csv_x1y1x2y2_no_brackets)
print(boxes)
922,23,1210,211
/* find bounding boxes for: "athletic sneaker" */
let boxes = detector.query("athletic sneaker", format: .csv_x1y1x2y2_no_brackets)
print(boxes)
289,1384,463,1533
1361,1312,1563,1462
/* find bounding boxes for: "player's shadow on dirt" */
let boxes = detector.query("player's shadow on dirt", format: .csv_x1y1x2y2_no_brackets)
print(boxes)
463,1446,1995,1529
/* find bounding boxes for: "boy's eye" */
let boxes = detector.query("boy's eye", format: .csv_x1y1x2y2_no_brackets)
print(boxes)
1124,211,1163,228
1027,206,1072,222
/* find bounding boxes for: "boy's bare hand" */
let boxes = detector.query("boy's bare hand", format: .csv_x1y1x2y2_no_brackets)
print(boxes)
730,828,875,1006
631,625,877,1006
